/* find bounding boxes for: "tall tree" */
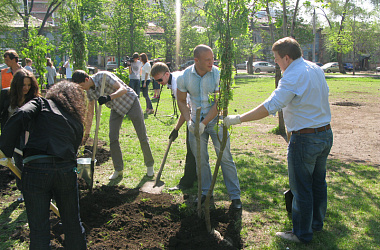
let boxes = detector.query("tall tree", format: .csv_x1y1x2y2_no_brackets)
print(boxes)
64,0,88,71
151,0,176,65
290,0,300,37
22,27,54,91
194,0,249,235
5,0,64,44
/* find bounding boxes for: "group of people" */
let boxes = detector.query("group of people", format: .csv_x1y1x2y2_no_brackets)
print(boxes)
0,36,333,248
0,50,86,249
128,52,161,114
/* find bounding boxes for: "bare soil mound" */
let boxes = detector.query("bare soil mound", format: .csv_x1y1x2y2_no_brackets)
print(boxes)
12,184,242,249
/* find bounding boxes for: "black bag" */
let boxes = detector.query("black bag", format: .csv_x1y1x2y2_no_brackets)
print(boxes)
284,189,293,213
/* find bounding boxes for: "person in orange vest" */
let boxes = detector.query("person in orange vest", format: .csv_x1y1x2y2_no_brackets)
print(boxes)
1,50,22,89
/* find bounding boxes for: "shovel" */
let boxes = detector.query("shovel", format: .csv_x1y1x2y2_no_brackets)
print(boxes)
140,137,173,194
0,157,60,217
89,74,107,192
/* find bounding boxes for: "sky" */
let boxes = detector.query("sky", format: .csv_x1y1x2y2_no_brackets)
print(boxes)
296,0,377,26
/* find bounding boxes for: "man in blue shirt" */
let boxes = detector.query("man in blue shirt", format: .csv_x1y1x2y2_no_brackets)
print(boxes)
177,44,242,210
224,37,333,243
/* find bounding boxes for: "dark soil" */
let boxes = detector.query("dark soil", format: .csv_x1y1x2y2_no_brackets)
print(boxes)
6,179,242,249
1,144,243,249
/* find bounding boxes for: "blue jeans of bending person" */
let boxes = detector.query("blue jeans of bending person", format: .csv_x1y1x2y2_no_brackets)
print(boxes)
188,117,240,200
21,158,86,250
288,129,333,243
129,79,140,97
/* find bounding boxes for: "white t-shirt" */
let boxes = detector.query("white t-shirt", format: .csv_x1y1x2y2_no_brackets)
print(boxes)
65,61,73,79
141,62,151,81
25,66,33,72
130,60,143,80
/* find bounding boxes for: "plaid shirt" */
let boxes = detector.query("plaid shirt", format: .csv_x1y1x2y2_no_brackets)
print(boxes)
87,71,137,116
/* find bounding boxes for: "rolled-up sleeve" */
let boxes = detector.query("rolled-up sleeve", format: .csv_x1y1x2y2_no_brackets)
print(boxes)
262,79,296,116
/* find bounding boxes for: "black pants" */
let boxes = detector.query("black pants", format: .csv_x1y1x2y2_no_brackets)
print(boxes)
178,127,197,188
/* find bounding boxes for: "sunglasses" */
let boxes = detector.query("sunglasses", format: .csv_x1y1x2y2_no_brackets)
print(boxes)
156,78,163,82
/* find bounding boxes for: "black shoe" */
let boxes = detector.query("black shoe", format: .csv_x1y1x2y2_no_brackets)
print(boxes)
231,199,242,210
168,184,184,191
194,195,213,204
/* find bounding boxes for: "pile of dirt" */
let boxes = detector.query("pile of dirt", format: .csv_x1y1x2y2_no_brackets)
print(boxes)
81,138,111,166
15,185,242,249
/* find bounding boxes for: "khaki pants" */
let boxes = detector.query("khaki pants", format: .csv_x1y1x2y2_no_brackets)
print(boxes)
109,99,154,171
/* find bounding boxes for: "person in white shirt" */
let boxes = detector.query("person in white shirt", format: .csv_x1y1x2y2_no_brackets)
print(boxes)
150,62,197,190
45,58,56,89
64,57,73,81
24,58,33,72
140,53,153,114
224,37,333,244
128,52,142,96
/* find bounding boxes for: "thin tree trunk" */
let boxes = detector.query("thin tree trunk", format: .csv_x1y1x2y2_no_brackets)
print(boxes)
290,0,300,38
282,0,287,37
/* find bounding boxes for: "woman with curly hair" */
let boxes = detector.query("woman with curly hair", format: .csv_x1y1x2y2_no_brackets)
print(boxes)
0,81,87,249
0,69,40,201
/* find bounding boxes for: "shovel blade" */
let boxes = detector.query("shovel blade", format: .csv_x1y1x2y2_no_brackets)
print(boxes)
140,180,165,194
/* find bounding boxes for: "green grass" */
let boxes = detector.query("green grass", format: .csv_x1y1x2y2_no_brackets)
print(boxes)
1,76,379,249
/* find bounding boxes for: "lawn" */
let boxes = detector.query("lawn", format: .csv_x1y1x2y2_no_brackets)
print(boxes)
1,75,379,249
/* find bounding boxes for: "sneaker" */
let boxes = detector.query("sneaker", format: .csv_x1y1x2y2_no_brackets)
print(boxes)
275,231,301,243
168,184,188,191
147,109,154,115
147,166,154,177
16,194,24,203
231,199,242,210
193,195,214,205
109,170,123,180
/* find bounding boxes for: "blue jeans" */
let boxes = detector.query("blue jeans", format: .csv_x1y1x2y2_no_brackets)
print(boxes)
22,158,86,250
129,79,140,97
188,117,240,200
288,129,333,243
141,80,153,110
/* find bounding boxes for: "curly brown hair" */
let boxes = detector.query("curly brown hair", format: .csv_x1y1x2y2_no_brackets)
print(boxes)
45,81,87,124
10,69,40,109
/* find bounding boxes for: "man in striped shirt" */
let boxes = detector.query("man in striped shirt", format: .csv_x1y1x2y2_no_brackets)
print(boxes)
73,70,154,180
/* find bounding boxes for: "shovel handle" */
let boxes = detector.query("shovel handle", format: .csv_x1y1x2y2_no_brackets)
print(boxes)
0,158,60,217
90,74,107,192
155,138,173,185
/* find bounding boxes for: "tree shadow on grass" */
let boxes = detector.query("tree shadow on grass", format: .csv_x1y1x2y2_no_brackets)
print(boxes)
0,201,27,248
327,159,380,246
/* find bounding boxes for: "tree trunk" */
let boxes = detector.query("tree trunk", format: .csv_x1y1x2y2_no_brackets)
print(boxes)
337,0,350,74
290,0,300,38
129,6,134,55
282,0,287,37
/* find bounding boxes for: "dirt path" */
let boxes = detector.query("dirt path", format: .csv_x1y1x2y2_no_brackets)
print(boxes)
329,101,380,166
